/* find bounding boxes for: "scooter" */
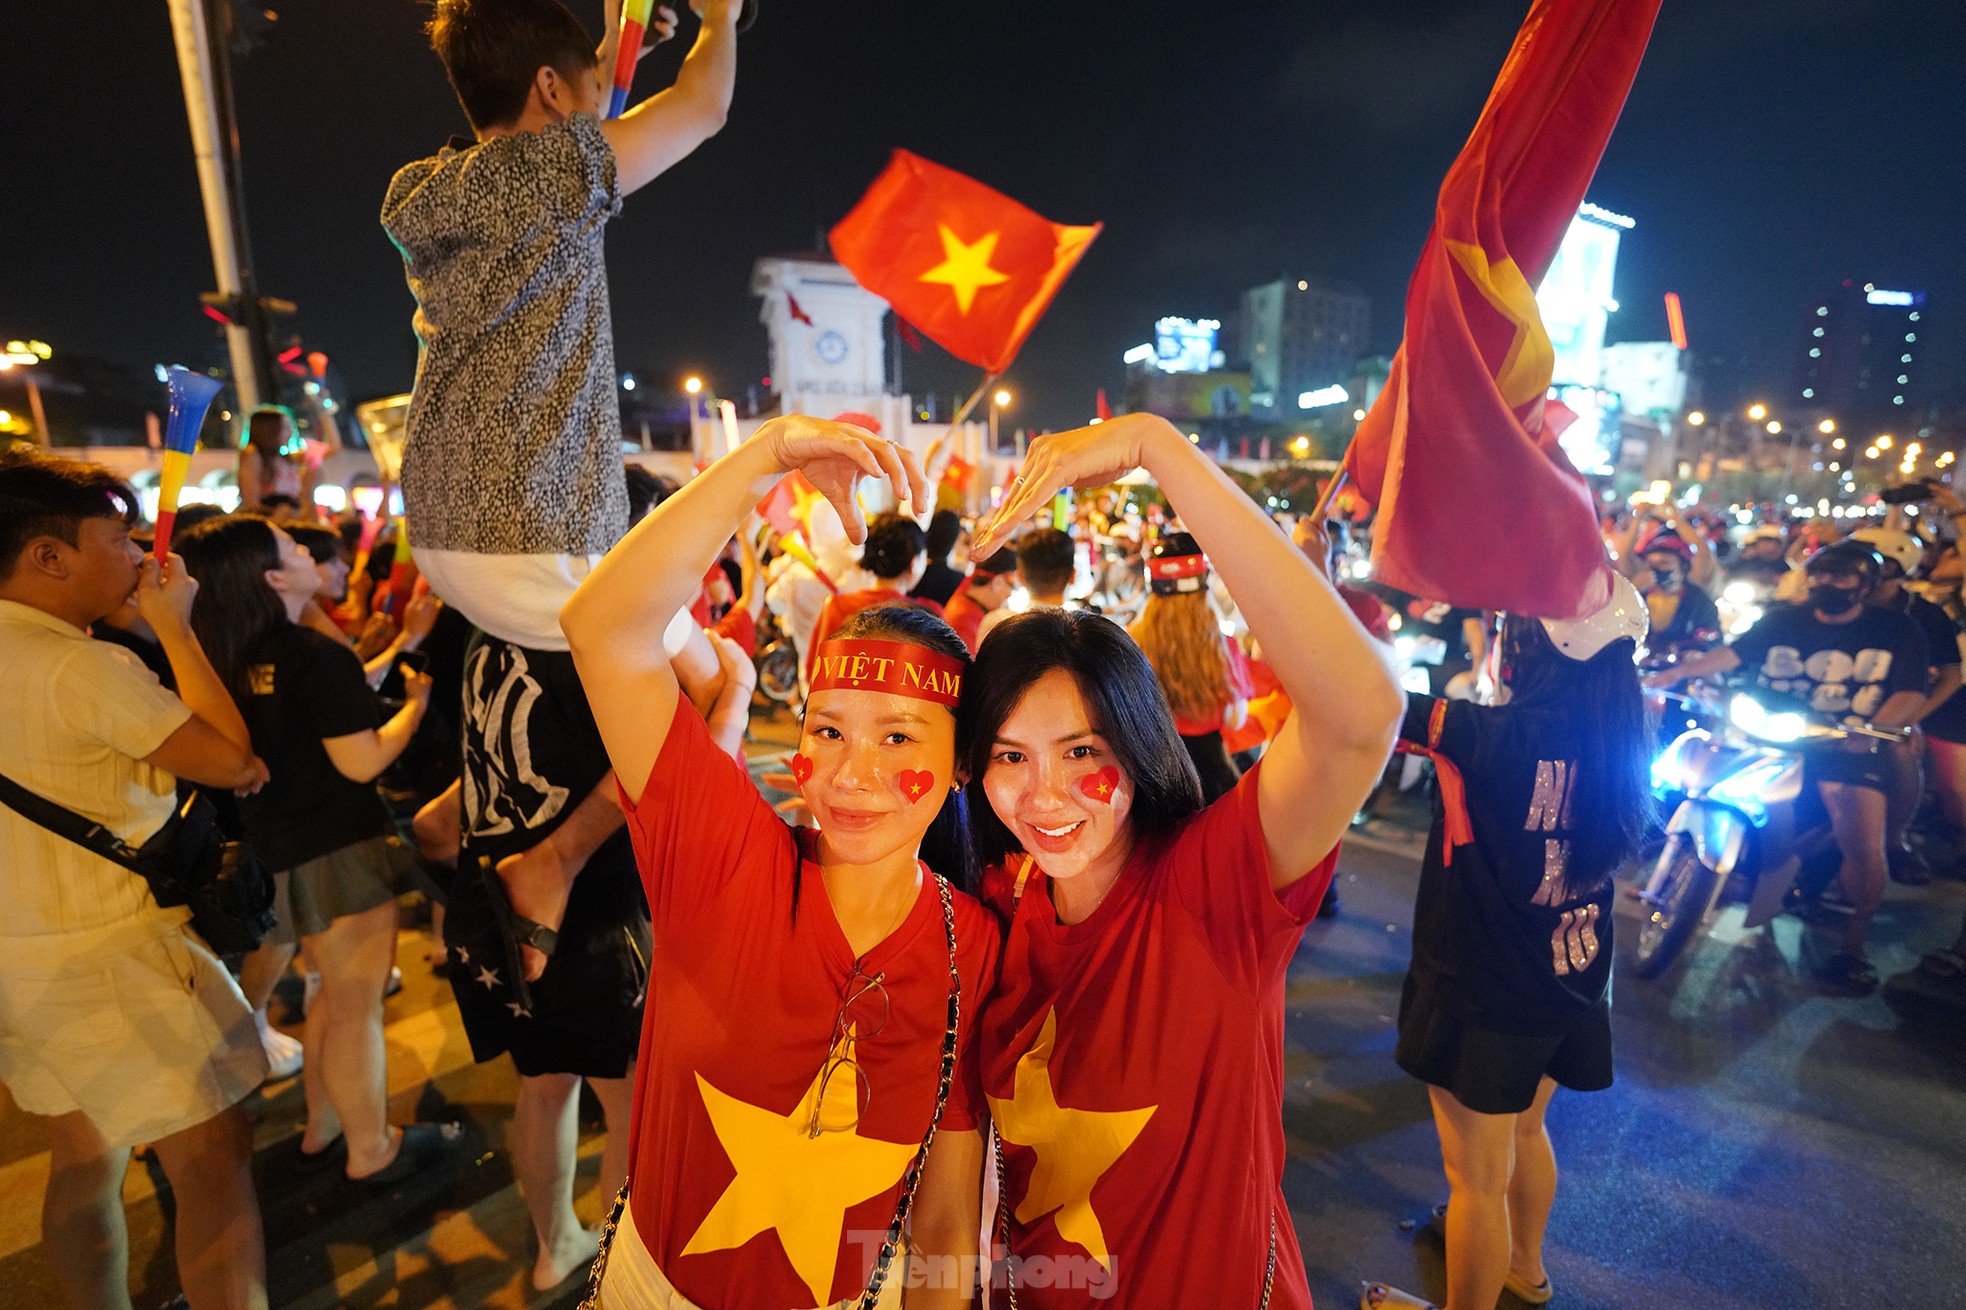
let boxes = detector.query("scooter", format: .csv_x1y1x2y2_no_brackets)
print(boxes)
1633,690,1907,979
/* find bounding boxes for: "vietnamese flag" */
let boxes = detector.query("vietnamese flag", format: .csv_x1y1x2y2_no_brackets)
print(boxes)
1345,0,1661,619
829,151,1101,374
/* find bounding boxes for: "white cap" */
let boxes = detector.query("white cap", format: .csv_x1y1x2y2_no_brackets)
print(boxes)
1743,526,1785,545
1539,572,1648,662
1850,527,1921,578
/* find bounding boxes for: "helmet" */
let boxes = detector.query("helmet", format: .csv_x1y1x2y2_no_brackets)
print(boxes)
1638,534,1694,567
1147,531,1209,595
1802,539,1884,591
1743,526,1785,545
1849,527,1921,579
1539,572,1648,662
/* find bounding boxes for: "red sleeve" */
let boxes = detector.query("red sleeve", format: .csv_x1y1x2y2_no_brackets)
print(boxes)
616,700,794,930
1225,641,1256,701
1164,760,1337,993
713,606,757,658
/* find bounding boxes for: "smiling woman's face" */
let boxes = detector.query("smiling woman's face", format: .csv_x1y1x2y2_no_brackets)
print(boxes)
982,668,1135,886
798,687,957,868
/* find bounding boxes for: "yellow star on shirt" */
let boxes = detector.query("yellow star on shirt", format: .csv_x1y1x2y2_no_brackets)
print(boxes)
682,1028,918,1306
918,225,1011,315
987,1010,1156,1273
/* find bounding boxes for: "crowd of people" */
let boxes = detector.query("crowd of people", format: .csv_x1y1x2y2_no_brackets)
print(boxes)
2,2,1960,1310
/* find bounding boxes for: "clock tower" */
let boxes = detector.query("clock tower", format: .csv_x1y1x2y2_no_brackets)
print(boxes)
751,256,906,430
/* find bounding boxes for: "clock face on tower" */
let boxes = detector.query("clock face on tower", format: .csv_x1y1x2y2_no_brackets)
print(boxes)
813,329,849,366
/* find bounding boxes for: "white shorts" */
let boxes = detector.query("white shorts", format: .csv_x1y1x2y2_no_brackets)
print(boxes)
0,910,266,1149
415,547,694,655
597,1193,904,1310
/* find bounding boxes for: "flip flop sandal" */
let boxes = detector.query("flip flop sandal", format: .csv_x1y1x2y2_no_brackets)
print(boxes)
476,856,559,1013
348,1121,464,1187
1360,1283,1436,1310
1818,952,1879,995
1919,949,1966,980
1505,1271,1555,1304
293,1135,346,1175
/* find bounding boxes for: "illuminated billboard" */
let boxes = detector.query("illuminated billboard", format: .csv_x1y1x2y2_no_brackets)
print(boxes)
1153,317,1221,374
1537,205,1629,390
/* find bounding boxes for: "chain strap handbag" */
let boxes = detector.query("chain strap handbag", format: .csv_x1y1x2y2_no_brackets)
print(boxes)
579,875,963,1310
0,772,276,955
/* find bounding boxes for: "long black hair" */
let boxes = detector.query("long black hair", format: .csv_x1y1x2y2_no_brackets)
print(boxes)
176,514,290,705
1499,615,1654,897
957,608,1205,872
798,601,977,896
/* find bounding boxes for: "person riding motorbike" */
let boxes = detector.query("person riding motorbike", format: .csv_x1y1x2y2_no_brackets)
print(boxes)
1634,535,1721,657
1851,526,1964,886
1645,540,1931,994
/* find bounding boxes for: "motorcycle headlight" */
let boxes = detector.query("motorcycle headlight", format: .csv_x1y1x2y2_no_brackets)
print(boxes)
1728,694,1808,743
1722,580,1758,605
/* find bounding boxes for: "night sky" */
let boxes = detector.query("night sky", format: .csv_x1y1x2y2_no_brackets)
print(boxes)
9,0,1964,431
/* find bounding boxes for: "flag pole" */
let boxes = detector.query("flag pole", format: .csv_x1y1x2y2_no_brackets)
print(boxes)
1312,468,1350,521
947,372,1000,429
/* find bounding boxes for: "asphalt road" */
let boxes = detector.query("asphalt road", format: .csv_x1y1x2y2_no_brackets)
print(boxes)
1289,823,1966,1310
3,796,1962,1309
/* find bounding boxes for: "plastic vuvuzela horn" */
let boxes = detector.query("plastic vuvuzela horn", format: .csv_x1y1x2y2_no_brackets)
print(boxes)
153,367,225,562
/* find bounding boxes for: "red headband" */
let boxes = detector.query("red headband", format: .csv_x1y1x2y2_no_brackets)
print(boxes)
809,639,964,707
1147,553,1208,581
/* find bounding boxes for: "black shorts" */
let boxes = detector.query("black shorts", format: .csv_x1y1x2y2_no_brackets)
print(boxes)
1395,982,1614,1115
446,837,649,1079
448,633,650,1080
1803,739,1893,794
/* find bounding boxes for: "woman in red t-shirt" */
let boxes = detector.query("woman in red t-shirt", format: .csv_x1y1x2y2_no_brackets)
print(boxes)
563,418,1001,1309
959,414,1406,1309
1128,531,1255,803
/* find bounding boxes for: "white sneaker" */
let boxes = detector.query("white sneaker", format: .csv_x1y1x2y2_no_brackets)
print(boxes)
254,1010,304,1081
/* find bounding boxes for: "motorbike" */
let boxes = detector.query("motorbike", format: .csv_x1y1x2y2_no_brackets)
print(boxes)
1633,690,1906,979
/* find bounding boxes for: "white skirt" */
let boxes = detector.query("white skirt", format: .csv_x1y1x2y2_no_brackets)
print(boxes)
597,1194,906,1310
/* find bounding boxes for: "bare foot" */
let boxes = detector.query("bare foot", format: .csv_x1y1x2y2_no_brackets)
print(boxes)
495,839,576,983
533,1225,600,1291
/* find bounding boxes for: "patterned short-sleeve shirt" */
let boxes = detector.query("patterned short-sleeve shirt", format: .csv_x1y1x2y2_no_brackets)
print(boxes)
382,113,629,557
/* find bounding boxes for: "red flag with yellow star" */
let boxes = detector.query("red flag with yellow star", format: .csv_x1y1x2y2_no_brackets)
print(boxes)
829,151,1101,374
1344,0,1661,619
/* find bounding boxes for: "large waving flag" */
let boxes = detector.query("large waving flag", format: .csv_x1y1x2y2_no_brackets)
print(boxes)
1345,0,1662,619
829,151,1100,375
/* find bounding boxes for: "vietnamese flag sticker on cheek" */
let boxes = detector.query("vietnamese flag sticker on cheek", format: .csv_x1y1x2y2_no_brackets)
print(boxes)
790,753,814,787
1079,767,1120,804
896,769,936,803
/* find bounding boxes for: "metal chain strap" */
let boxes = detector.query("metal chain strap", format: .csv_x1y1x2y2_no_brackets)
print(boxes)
580,876,961,1310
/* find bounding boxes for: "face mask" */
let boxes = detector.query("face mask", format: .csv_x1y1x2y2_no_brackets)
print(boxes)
1809,583,1862,616
1650,570,1683,593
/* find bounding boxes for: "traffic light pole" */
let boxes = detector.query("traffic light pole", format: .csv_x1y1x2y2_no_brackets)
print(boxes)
166,0,267,414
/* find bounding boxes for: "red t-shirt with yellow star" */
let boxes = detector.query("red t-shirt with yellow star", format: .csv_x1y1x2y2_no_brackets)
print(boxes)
618,704,1001,1308
980,763,1335,1309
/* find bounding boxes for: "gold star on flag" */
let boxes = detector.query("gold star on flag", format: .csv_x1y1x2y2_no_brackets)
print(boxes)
988,1010,1156,1273
918,225,1011,315
682,1027,917,1305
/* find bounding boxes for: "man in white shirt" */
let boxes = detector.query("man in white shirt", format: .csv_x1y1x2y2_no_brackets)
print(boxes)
0,451,270,1309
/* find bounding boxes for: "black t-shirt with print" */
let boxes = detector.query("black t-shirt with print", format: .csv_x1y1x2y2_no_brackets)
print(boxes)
1728,602,1929,727
1397,694,1615,1036
1890,590,1966,741
238,624,391,872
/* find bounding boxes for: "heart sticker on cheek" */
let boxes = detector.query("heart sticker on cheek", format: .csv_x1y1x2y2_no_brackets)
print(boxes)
789,753,814,787
1079,767,1120,804
895,769,936,803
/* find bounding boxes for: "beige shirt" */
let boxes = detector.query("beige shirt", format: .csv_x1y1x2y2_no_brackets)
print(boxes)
0,600,192,936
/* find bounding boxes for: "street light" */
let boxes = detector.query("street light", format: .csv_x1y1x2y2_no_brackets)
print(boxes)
994,389,1012,409
1832,438,1846,450
1747,403,1768,421
683,375,704,396
1878,434,1894,451
989,387,1012,453
1685,410,1706,426
1766,421,1782,434
1818,418,1836,435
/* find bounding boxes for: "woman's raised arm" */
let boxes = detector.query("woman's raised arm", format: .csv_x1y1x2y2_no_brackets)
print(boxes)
974,413,1402,887
563,416,923,799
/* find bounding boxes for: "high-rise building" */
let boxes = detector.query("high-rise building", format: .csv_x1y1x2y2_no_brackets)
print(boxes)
1537,202,1633,391
1236,277,1370,419
1795,281,1927,425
